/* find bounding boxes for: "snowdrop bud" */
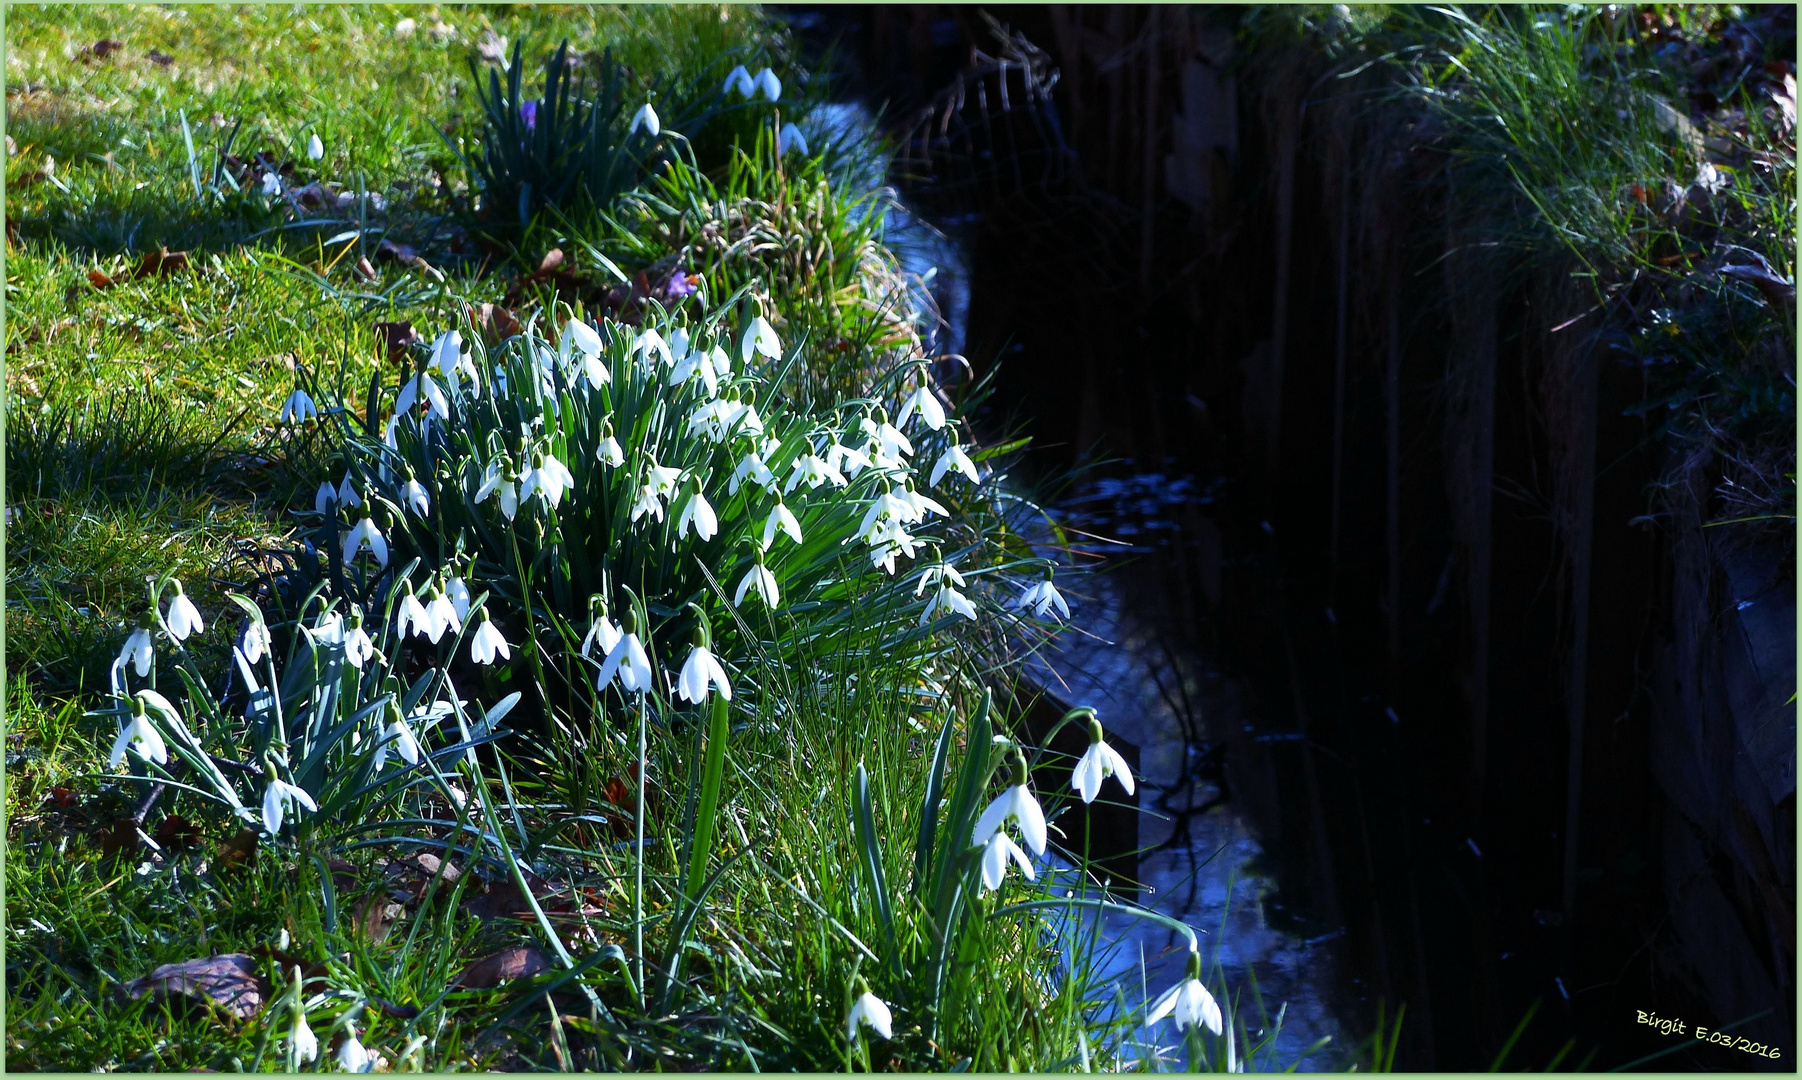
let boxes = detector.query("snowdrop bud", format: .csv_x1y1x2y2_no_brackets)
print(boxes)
629,103,660,137
305,132,324,161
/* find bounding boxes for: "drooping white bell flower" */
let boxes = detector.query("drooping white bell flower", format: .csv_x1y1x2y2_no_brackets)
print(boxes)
677,643,732,704
785,453,846,494
164,581,205,642
971,760,1048,856
866,415,914,459
899,487,948,522
923,583,978,623
446,575,471,621
396,369,449,421
1014,577,1071,622
914,561,966,597
343,516,390,568
978,828,1036,893
753,67,782,103
117,623,155,677
897,382,946,431
731,449,776,496
373,712,421,772
630,482,666,524
342,615,375,670
519,452,574,510
860,490,917,540
647,461,683,499
580,609,623,660
401,476,430,517
735,562,781,609
315,480,339,516
261,171,283,198
597,430,626,468
289,1008,319,1064
723,64,755,98
305,132,325,161
469,611,511,666
742,316,782,364
279,388,319,424
1072,715,1135,805
777,123,809,158
846,982,893,1041
676,483,718,542
474,458,520,521
262,776,318,834
629,103,661,137
337,474,363,509
1145,949,1223,1035
394,586,432,640
424,588,461,644
597,631,654,694
336,1025,373,1073
931,442,981,487
241,617,273,665
561,319,609,389
109,697,168,769
634,328,673,369
762,502,803,549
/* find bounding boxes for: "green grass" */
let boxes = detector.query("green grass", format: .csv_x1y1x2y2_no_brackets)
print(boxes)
4,6,1249,1073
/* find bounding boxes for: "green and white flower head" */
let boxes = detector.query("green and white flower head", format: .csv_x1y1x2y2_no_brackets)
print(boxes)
343,612,375,669
979,827,1035,893
633,327,673,369
676,477,719,542
344,514,390,568
117,612,156,677
597,608,654,694
519,450,574,511
785,450,846,493
777,122,809,158
395,583,433,640
761,500,802,550
629,102,661,137
423,585,461,643
163,579,205,642
396,367,449,421
930,433,981,487
676,613,732,704
469,609,511,666
560,317,607,388
336,1022,373,1073
1013,563,1071,622
261,756,318,835
897,374,946,431
401,470,431,517
1145,948,1223,1034
109,694,168,769
972,750,1047,856
305,132,324,161
754,67,782,103
446,567,472,622
580,595,623,659
373,702,421,772
846,976,893,1041
735,549,781,609
1072,714,1135,805
723,64,755,98
287,966,318,1065
474,455,521,521
731,447,777,496
280,387,319,425
596,421,625,468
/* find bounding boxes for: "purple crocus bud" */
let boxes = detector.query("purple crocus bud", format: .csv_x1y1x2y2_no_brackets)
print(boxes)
520,100,538,131
666,269,696,298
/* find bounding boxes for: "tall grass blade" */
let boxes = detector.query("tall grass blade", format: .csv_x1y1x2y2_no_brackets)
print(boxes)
685,693,730,900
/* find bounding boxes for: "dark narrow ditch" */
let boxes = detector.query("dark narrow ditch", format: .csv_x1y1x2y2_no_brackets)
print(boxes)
785,5,1795,1071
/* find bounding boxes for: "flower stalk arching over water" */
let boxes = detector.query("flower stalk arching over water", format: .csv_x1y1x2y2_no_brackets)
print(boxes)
1146,947,1224,1036
1072,715,1135,805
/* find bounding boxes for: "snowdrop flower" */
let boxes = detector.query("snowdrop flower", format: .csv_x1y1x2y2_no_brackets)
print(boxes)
931,440,981,487
314,480,339,515
866,519,921,575
401,474,430,517
343,515,390,568
109,696,168,769
373,708,421,772
289,1005,319,1065
923,582,978,623
785,452,846,493
475,457,520,521
164,581,205,642
433,329,480,398
686,398,743,443
730,449,777,496
337,1025,373,1073
394,585,432,640
519,452,575,511
647,461,683,499
971,754,1047,855
979,828,1036,893
241,617,273,665
1145,949,1223,1035
117,619,155,677
630,482,666,524
735,561,780,609
897,381,946,430
469,610,511,666
260,170,283,197
723,64,755,98
634,328,673,369
742,315,782,364
597,621,654,694
596,423,625,468
860,490,917,540
1072,715,1135,805
580,600,623,660
280,388,319,424
446,573,472,621
337,474,363,509
561,318,609,388
342,614,375,670
262,774,318,834
898,486,948,522
754,67,782,102
777,123,809,158
865,414,914,459
1013,570,1071,622
708,345,732,380
676,481,718,542
677,620,731,706
306,132,324,161
846,979,893,1041
629,103,660,137
762,501,803,549
424,587,461,643
396,369,450,421
915,561,965,597
826,439,874,478
670,338,719,395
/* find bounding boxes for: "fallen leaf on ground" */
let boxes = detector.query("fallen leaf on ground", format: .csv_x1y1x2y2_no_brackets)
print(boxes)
147,49,174,67
456,946,551,989
82,39,124,61
119,954,270,1020
372,321,417,361
155,813,201,853
216,827,258,873
97,817,139,862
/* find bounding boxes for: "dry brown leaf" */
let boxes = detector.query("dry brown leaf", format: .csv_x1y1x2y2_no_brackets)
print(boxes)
216,827,258,873
120,954,270,1020
456,945,551,989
